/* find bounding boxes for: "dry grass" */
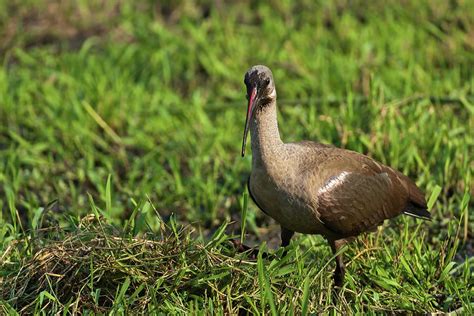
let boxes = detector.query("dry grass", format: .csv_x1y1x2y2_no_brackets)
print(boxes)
1,215,264,314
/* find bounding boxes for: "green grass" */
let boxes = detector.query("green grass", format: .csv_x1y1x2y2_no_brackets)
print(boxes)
0,0,473,314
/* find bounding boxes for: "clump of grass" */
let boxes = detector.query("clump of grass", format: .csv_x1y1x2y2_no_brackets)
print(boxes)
1,209,472,314
0,215,264,314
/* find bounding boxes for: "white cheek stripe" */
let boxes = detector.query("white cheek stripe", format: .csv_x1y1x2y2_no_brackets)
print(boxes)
318,171,351,195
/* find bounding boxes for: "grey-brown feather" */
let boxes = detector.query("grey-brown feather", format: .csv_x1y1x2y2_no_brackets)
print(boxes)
243,64,429,286
246,84,428,240
307,144,428,237
246,66,429,240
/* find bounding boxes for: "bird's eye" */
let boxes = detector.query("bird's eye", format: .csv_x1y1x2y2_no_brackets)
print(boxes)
265,79,270,86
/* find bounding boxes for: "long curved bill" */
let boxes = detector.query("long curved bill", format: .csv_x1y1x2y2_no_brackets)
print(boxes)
241,87,257,157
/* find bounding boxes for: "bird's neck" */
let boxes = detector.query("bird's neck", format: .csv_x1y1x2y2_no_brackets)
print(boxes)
250,100,284,169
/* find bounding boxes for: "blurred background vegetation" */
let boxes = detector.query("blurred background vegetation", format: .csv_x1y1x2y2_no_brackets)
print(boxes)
0,0,472,313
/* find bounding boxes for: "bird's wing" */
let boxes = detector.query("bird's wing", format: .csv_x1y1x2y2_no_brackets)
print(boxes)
311,149,426,237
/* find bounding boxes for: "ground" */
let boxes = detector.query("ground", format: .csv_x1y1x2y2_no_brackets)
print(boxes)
0,0,473,314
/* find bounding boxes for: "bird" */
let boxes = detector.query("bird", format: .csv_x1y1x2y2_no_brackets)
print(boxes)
241,65,430,286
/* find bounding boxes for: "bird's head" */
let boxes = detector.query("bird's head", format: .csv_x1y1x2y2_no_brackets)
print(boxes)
242,65,276,157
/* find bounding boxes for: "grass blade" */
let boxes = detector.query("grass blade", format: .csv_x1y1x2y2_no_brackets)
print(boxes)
105,174,112,213
427,185,442,210
241,192,248,243
301,276,311,315
258,248,277,316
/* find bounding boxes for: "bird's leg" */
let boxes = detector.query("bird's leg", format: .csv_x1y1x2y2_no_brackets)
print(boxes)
280,226,295,257
329,239,346,287
281,226,295,247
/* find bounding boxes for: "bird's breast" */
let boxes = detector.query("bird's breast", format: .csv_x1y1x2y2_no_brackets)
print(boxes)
249,168,327,234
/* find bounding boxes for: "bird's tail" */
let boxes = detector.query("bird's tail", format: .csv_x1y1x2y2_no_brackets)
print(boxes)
403,203,431,220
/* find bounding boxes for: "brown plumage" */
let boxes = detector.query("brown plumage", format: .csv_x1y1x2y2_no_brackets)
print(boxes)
241,65,430,286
